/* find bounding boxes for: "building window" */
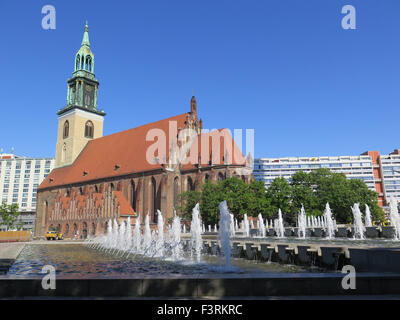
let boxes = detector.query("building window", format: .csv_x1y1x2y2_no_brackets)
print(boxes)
63,121,69,139
84,121,94,138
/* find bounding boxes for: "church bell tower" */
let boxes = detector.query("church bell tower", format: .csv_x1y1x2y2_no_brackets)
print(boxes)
55,22,106,168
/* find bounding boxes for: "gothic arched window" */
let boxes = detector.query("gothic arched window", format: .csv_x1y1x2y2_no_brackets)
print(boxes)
84,121,94,138
187,176,194,191
63,120,69,139
75,55,80,71
85,56,92,72
130,180,136,212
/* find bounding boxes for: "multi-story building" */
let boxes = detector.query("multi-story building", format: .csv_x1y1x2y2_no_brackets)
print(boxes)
362,149,400,207
0,153,55,231
254,149,400,208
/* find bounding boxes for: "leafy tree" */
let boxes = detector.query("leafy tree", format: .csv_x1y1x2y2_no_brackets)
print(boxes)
290,171,318,216
178,169,384,226
178,190,201,220
247,180,270,217
0,202,21,231
266,177,292,221
291,168,385,224
179,177,270,225
199,181,225,225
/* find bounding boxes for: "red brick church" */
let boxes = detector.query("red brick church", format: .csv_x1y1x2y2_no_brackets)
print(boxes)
34,24,252,239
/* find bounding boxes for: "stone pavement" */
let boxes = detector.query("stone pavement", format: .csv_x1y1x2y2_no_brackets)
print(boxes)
0,243,25,274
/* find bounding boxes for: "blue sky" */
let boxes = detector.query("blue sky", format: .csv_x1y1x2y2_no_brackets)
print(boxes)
0,0,399,159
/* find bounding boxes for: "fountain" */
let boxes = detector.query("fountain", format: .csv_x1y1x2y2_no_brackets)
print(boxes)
297,205,306,238
190,203,203,262
218,200,232,269
132,215,141,252
155,210,165,257
83,198,400,280
365,204,372,227
275,209,284,238
257,213,266,237
243,213,250,237
142,214,152,254
351,203,365,240
118,220,126,252
389,196,400,240
170,212,183,260
229,214,235,237
324,203,335,239
125,217,132,251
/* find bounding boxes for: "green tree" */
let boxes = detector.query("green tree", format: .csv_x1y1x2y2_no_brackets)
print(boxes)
178,190,201,220
220,177,253,219
178,177,270,225
247,180,270,217
178,169,384,226
266,177,292,221
0,202,21,231
199,181,224,225
290,171,317,215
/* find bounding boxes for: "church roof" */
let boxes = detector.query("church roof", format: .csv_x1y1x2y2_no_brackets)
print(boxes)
39,112,247,191
39,112,189,190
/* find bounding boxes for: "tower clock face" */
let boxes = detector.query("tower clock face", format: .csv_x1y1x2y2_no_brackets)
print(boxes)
84,84,94,107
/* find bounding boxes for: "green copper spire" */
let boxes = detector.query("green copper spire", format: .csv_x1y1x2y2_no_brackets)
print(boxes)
58,22,105,117
74,21,95,74
81,21,90,47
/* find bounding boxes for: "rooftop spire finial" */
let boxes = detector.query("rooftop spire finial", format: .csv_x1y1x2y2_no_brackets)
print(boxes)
190,95,197,114
81,21,90,47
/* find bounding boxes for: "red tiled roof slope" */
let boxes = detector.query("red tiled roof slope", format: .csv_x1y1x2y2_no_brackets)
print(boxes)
39,113,248,190
40,113,189,189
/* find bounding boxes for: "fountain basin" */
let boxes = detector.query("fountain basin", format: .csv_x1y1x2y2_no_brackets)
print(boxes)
284,228,293,237
382,227,396,239
266,228,275,237
2,273,400,298
335,227,349,238
365,227,380,239
313,227,325,238
349,248,400,273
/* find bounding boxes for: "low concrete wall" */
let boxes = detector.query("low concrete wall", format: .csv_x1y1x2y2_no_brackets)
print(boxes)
0,231,30,243
1,274,400,298
201,236,400,272
349,248,400,273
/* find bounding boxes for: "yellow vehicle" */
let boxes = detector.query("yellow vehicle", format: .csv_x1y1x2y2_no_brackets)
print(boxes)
45,226,63,240
382,220,392,227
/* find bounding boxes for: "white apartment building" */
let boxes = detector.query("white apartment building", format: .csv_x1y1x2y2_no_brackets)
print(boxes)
0,153,55,231
380,153,400,201
254,155,376,191
254,149,400,208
